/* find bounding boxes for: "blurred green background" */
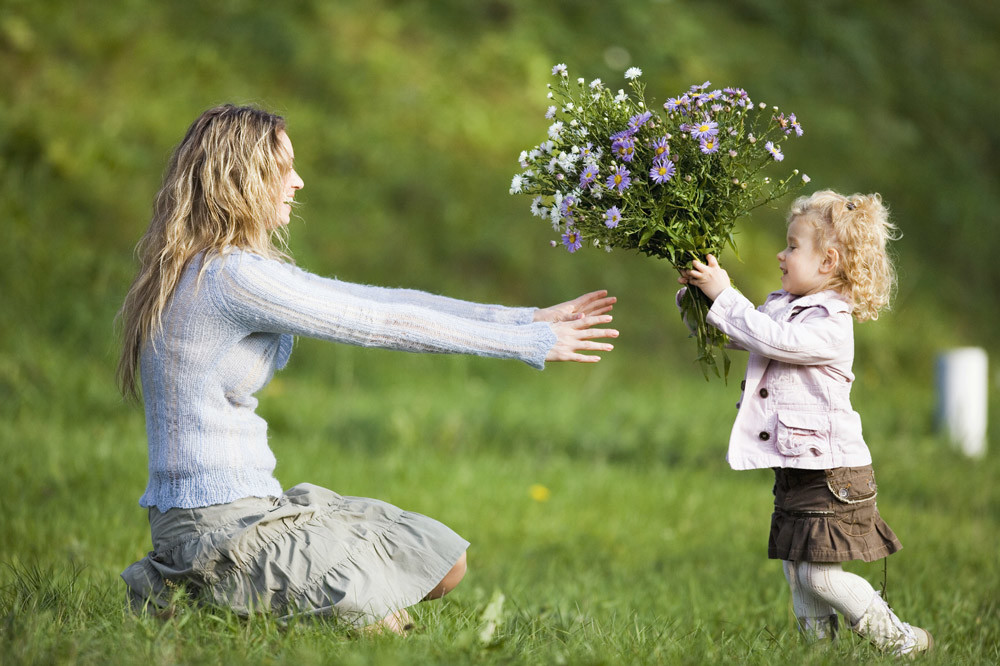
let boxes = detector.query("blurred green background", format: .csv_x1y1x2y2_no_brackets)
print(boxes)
3,0,999,388
2,0,999,662
3,0,998,402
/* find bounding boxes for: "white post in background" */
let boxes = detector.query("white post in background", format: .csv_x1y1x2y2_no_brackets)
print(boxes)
936,347,988,458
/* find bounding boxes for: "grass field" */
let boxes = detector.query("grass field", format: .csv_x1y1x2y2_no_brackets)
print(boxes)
2,339,998,665
3,1,999,663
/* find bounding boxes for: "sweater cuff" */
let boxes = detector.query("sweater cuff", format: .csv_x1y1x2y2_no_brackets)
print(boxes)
527,323,558,370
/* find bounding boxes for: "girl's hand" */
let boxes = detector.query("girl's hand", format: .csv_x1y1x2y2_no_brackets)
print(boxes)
534,290,616,323
677,254,730,301
545,315,618,363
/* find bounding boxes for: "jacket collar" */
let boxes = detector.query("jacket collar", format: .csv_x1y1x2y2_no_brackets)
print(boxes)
770,289,852,315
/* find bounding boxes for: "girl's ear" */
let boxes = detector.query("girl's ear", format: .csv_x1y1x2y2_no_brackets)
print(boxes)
820,247,840,274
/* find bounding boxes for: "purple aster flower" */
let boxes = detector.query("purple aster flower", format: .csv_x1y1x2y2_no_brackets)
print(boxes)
790,113,804,136
604,206,622,228
724,87,749,106
690,119,719,140
610,129,634,141
699,136,720,154
579,164,598,188
628,111,653,130
650,136,670,161
765,141,784,161
562,228,583,253
560,195,578,221
649,161,676,184
606,166,631,192
612,135,636,162
552,63,568,77
664,95,690,115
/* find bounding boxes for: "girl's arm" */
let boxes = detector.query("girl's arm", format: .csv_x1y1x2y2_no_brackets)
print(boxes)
680,255,848,363
706,287,851,365
674,286,748,351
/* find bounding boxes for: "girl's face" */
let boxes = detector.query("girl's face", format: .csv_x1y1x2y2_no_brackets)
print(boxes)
276,130,304,227
777,216,831,296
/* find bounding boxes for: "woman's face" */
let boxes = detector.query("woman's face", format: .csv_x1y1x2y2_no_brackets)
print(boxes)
276,130,304,227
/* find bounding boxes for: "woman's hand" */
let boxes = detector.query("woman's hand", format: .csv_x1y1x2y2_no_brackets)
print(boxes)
544,314,618,363
534,290,617,323
677,254,730,301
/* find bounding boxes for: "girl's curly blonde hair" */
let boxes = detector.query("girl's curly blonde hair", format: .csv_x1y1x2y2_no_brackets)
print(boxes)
789,189,899,322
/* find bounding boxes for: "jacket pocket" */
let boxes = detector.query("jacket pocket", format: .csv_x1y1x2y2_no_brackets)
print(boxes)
775,411,830,457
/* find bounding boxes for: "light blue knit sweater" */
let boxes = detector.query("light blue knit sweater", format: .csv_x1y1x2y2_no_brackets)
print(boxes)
138,249,557,510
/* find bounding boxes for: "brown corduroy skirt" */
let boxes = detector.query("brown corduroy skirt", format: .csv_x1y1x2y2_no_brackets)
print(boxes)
121,483,469,627
768,465,902,563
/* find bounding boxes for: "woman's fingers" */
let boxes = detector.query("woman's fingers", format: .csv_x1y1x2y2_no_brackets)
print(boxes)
566,353,602,363
574,291,616,316
585,296,617,316
573,338,616,351
568,314,615,330
545,318,618,362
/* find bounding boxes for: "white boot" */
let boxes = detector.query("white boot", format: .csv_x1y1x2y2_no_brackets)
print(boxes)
852,592,933,657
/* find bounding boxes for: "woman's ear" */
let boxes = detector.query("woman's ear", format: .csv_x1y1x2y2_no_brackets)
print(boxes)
820,247,840,274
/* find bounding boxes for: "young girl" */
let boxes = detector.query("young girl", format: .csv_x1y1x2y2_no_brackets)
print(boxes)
118,104,618,633
678,190,931,656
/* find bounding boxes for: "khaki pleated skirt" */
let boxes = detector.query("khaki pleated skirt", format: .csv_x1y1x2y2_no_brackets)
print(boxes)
121,483,469,627
768,465,902,563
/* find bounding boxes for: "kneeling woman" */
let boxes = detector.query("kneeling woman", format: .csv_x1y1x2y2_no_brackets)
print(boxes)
118,105,618,633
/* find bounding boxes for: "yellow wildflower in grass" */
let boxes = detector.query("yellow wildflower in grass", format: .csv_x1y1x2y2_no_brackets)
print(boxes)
529,484,551,502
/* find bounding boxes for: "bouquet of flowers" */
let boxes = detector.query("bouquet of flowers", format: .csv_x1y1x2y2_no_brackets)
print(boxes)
511,64,809,379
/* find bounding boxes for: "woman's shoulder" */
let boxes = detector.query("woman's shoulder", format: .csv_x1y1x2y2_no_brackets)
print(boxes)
209,247,296,279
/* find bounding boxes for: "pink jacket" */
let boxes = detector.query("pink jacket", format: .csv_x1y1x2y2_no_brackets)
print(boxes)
701,286,872,471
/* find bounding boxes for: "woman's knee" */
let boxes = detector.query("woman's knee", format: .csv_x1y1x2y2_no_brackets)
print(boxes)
425,551,467,600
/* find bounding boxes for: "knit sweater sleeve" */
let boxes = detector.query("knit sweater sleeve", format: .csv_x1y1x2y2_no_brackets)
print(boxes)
209,252,557,369
321,279,538,325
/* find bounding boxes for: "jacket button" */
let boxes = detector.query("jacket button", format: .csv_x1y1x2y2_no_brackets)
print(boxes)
740,380,746,390
759,388,769,398
759,431,770,441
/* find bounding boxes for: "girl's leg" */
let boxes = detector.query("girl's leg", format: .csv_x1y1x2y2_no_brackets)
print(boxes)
794,561,932,656
793,561,874,624
782,560,838,641
423,551,467,600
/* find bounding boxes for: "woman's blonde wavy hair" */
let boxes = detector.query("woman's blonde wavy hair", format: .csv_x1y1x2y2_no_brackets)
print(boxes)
788,189,900,322
117,104,294,400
